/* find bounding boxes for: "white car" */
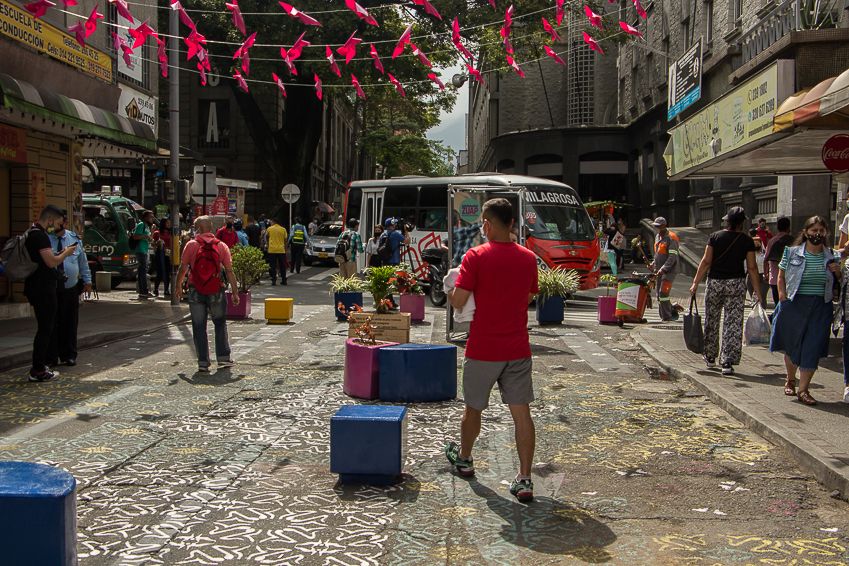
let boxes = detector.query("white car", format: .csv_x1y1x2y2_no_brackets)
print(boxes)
304,222,343,266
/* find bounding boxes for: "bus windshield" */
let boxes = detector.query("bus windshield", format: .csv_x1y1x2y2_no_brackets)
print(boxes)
525,204,596,241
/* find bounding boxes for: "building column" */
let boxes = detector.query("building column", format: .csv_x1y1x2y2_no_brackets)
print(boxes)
777,175,832,233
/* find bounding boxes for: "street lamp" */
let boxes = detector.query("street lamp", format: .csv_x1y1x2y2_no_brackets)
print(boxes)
451,73,468,89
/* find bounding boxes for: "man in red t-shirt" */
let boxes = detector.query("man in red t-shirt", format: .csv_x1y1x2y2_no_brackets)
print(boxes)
175,216,240,373
215,216,240,249
444,198,539,503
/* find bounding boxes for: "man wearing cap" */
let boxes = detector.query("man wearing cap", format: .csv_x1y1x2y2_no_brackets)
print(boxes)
650,217,680,321
336,218,363,277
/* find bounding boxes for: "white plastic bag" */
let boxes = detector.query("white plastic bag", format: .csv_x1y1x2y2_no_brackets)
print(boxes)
743,303,771,345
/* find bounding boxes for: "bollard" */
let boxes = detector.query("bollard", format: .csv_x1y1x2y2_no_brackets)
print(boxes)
265,298,294,324
94,271,112,293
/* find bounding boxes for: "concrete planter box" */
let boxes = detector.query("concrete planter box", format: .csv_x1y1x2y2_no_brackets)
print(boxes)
536,296,564,325
597,296,618,324
399,293,425,322
343,338,398,399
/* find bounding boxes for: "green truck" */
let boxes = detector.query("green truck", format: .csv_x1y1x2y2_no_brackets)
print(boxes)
82,193,141,288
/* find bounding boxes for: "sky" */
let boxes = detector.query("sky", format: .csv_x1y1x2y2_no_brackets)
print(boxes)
426,63,468,156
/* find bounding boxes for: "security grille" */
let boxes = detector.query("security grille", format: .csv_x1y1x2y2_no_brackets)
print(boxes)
568,41,595,126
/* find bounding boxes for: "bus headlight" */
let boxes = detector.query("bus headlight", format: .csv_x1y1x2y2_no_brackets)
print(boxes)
123,254,138,266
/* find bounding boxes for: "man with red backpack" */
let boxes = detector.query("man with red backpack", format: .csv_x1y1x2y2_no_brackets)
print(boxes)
174,216,240,373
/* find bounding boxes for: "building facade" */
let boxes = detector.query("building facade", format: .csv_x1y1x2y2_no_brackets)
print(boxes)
0,0,156,305
467,1,849,231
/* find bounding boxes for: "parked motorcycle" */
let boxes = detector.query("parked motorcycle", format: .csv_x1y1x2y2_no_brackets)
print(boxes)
420,246,449,307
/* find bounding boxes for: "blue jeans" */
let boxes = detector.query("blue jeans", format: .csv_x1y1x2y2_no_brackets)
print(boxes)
136,252,149,295
188,289,231,368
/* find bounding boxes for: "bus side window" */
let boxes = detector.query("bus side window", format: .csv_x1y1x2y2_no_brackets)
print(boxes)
383,185,417,225
85,205,119,243
419,209,447,231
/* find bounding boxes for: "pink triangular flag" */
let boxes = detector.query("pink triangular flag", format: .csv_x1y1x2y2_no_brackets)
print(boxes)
128,20,157,49
84,5,104,37
314,73,323,100
156,37,168,78
392,24,413,59
411,0,441,20
542,17,560,42
225,0,246,36
427,72,445,91
279,2,321,26
633,0,647,18
68,22,86,46
272,72,287,98
452,17,474,61
326,45,341,77
544,45,565,66
336,31,362,65
582,31,604,54
410,43,432,68
109,0,134,23
233,69,249,93
351,73,366,99
24,0,55,19
344,0,378,26
584,5,602,29
506,54,525,78
619,21,643,37
369,45,385,74
556,0,565,25
387,73,406,97
170,1,195,30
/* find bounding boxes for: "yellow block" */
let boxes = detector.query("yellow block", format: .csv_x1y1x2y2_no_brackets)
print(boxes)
265,298,294,324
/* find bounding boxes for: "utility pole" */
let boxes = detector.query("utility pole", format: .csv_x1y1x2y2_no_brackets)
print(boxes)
168,5,180,307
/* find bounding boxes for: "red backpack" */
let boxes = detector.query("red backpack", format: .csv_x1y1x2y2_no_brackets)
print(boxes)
190,238,223,295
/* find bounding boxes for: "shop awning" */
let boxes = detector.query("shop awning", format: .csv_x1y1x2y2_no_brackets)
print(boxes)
0,73,156,152
773,70,849,132
318,202,335,214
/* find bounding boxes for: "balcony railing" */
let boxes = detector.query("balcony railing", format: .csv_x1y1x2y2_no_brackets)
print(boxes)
739,0,840,65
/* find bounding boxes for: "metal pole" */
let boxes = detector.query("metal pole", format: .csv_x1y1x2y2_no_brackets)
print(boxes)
140,159,146,208
168,5,180,307
202,164,207,213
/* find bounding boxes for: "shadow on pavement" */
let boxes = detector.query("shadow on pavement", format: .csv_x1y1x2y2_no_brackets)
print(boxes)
178,368,245,386
468,480,616,562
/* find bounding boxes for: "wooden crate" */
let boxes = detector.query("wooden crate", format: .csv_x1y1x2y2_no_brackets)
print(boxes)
348,312,411,344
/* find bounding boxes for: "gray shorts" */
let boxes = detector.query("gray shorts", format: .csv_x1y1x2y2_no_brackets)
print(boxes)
462,357,534,411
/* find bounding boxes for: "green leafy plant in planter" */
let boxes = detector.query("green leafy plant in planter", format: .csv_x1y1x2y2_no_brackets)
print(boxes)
364,265,398,314
231,245,267,293
536,268,580,325
537,268,581,299
390,263,424,295
600,274,618,296
329,274,366,294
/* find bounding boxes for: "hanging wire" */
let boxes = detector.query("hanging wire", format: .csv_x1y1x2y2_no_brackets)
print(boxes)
59,3,571,48
124,0,402,16
118,31,629,90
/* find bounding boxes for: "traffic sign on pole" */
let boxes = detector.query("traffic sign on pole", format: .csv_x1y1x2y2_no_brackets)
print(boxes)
281,184,301,227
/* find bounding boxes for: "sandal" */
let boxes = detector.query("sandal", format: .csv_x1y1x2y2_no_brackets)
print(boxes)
797,390,818,406
784,380,796,396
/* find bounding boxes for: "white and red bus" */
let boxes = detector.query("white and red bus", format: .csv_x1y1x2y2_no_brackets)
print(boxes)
344,174,601,289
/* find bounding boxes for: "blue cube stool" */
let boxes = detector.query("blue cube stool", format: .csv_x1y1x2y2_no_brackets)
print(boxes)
330,405,407,485
378,344,457,402
0,461,77,565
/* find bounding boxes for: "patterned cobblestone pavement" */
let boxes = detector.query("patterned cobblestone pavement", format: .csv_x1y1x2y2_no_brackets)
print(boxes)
1,277,848,565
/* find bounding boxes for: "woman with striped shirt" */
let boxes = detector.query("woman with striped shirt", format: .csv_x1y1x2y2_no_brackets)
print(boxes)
770,216,840,405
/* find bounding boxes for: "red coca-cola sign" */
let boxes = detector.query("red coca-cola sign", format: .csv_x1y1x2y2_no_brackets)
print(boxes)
822,134,849,173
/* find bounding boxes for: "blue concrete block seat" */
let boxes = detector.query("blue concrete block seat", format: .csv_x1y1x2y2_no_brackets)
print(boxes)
330,405,407,485
378,343,457,402
0,461,77,565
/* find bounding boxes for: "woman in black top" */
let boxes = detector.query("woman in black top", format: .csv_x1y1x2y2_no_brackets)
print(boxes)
689,207,763,376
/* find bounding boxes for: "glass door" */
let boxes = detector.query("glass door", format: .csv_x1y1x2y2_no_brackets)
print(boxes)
359,188,385,271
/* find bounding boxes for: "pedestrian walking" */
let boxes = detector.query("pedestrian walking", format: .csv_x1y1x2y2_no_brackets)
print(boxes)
24,205,78,382
770,216,839,406
689,207,762,376
336,218,363,277
244,216,262,248
378,218,405,267
747,228,768,308
152,218,172,297
216,216,239,249
47,212,91,368
836,256,849,403
755,218,773,247
132,210,155,299
649,217,680,321
444,198,539,503
264,218,288,285
764,217,793,307
174,216,239,373
308,218,318,236
364,224,384,267
630,234,648,265
235,219,249,247
288,217,309,274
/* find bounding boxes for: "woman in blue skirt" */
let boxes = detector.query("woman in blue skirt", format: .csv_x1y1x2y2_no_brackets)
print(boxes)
770,216,841,405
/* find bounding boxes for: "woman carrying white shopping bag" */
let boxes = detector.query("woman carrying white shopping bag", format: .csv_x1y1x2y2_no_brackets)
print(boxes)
689,207,763,376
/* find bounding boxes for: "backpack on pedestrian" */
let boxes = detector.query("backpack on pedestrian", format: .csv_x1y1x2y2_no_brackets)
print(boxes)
335,231,352,263
190,238,223,295
377,232,393,263
0,229,38,281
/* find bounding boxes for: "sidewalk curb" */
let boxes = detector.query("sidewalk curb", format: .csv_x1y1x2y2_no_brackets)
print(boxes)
634,328,849,500
0,314,191,373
